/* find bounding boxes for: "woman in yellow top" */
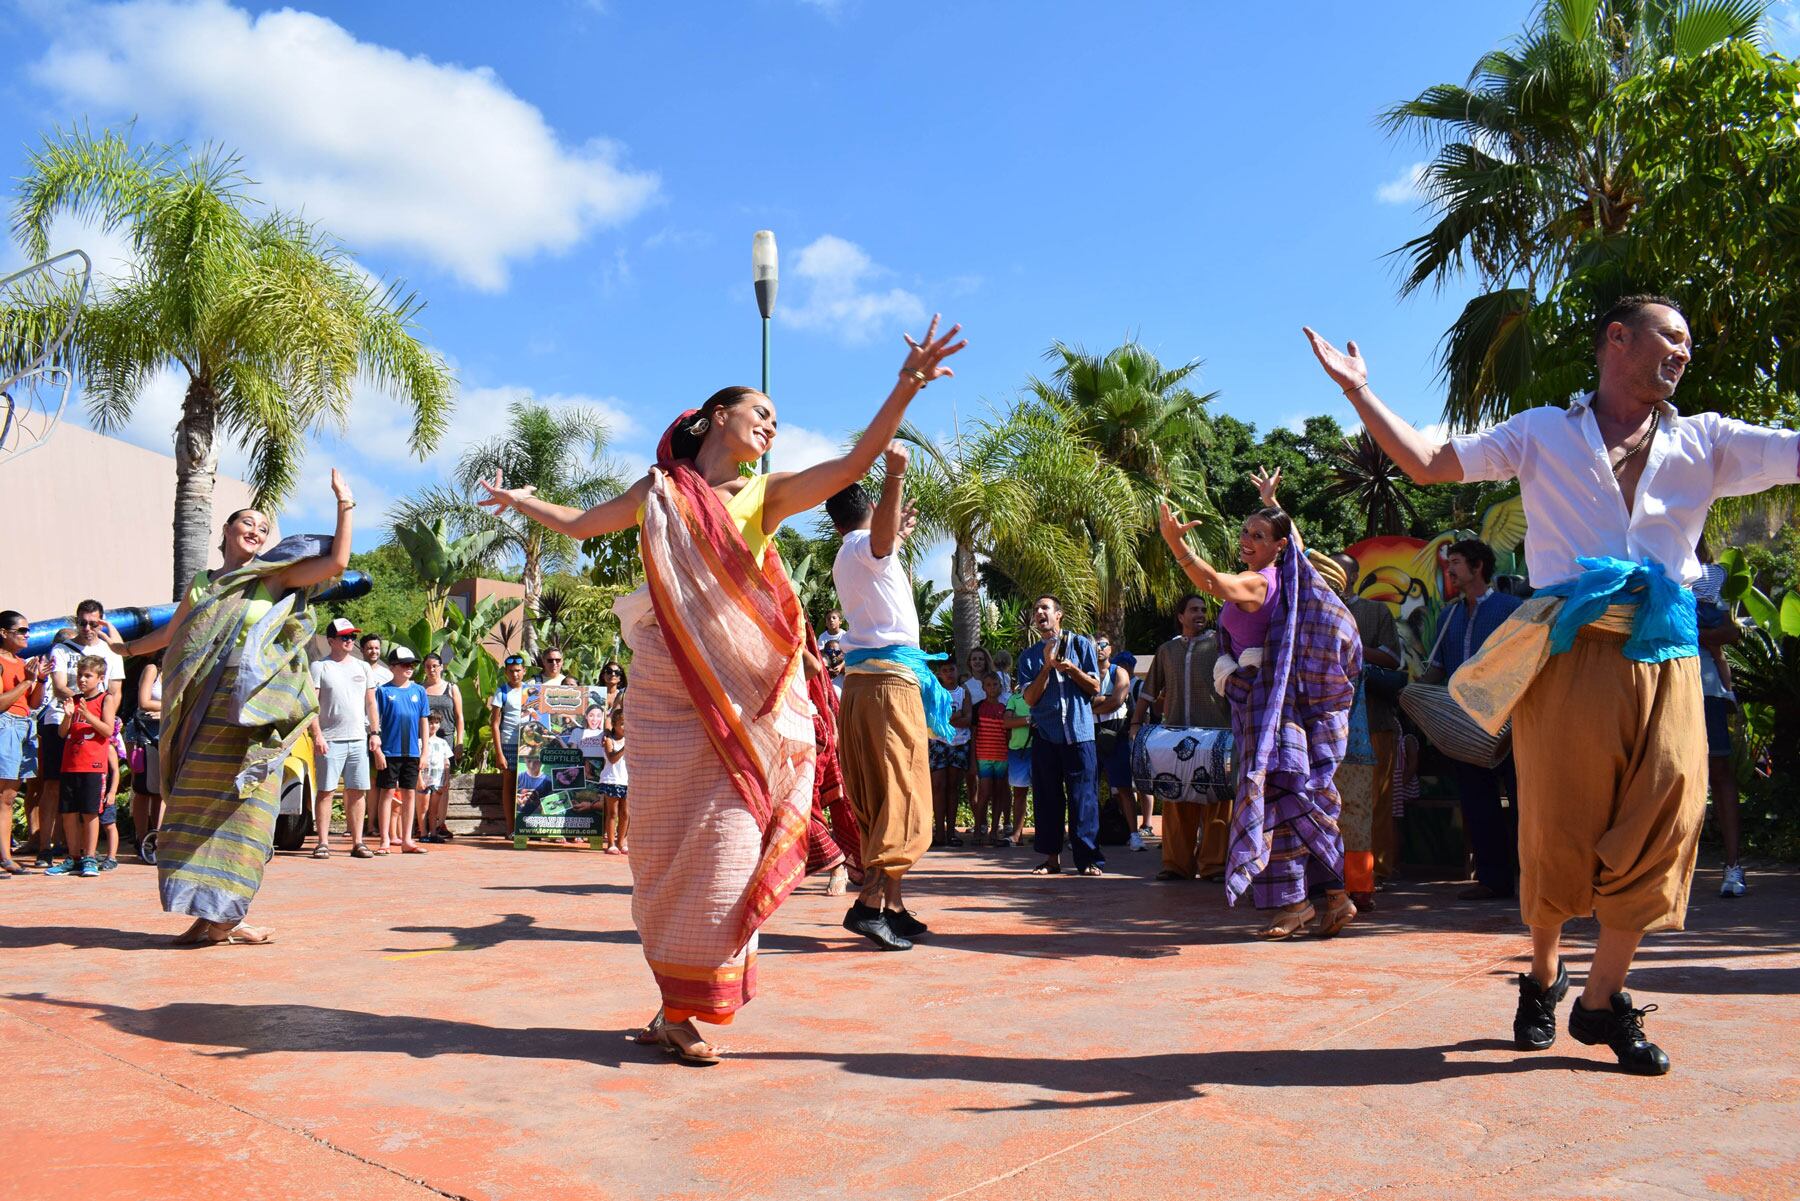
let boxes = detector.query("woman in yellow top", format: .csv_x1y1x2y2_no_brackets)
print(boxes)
122,470,355,946
478,316,964,1063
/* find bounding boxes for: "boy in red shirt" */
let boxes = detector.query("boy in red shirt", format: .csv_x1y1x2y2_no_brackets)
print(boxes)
971,670,1012,847
47,656,117,878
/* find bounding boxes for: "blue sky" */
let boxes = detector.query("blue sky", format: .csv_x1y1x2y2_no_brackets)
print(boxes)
5,0,1798,584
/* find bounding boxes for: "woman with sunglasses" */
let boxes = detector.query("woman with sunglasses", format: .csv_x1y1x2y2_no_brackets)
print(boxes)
597,661,627,716
0,612,50,874
419,652,464,842
1158,467,1362,940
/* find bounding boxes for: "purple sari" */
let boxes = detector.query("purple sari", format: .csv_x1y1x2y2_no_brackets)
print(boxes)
1222,543,1361,909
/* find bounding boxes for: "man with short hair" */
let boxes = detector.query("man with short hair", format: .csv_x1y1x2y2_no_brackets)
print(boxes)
1329,553,1404,912
1421,539,1523,902
1132,594,1231,882
828,442,944,952
360,634,393,688
308,618,379,859
1016,594,1104,876
1307,294,1800,1074
535,646,570,687
32,600,123,867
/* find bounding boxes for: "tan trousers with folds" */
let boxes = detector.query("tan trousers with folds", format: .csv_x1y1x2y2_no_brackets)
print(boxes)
838,669,934,882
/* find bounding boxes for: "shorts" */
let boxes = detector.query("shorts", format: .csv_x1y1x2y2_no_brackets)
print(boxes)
1704,696,1734,759
321,739,371,791
100,800,117,827
1103,734,1134,790
929,741,969,773
376,755,420,790
1007,746,1033,789
58,770,106,816
133,744,161,795
37,718,65,779
597,782,628,799
975,758,1008,780
0,712,30,780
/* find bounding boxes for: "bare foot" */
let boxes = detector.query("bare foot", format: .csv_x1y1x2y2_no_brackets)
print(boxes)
171,918,210,946
825,865,849,896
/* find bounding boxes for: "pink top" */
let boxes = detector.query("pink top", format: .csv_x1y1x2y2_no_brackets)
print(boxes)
1217,564,1280,658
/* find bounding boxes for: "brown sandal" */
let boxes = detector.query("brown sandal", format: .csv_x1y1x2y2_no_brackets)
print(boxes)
633,1011,722,1065
1257,903,1315,940
1312,894,1358,939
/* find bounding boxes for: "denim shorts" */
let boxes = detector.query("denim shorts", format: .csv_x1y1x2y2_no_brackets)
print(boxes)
1704,696,1734,759
1007,746,1033,789
0,712,30,780
321,739,371,791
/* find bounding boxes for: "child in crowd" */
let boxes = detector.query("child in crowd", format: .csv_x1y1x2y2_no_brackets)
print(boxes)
598,703,629,854
1003,676,1033,847
420,713,453,843
489,653,528,834
96,717,126,869
971,669,1011,846
929,659,969,846
819,609,845,652
374,646,431,854
47,656,115,878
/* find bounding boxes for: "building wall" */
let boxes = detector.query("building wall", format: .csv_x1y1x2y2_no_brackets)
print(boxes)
0,425,258,620
449,576,527,663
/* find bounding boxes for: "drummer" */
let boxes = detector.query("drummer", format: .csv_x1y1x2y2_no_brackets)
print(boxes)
1130,594,1232,882
1420,539,1522,902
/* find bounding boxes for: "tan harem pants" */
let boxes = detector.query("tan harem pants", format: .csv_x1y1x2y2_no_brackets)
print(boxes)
838,667,933,881
1512,627,1706,933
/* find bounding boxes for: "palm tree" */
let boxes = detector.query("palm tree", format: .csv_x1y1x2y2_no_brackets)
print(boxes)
392,398,625,655
6,129,453,596
1026,341,1222,643
1321,430,1421,539
1383,0,1768,426
901,404,1139,668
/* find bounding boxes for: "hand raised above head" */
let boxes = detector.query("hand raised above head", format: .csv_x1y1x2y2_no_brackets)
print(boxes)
1251,465,1282,509
899,314,967,386
882,440,911,475
1158,500,1204,546
1302,327,1369,393
896,500,919,543
329,467,354,505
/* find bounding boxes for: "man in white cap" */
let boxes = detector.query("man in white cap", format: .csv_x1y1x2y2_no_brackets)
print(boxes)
308,618,379,859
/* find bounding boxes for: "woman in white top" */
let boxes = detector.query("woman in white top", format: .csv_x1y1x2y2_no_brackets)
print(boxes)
598,703,629,854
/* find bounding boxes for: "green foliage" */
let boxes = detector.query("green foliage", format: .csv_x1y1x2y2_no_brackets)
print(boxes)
327,543,426,641
1721,546,1800,852
392,516,503,628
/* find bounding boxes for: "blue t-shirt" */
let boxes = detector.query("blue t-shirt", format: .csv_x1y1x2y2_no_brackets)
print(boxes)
1013,632,1100,745
1431,590,1524,677
376,681,431,758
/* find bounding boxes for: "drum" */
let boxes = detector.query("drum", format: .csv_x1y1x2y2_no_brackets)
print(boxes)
1399,683,1512,769
1131,724,1236,805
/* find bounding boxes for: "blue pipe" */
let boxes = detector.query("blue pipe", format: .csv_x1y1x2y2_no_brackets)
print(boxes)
23,570,372,658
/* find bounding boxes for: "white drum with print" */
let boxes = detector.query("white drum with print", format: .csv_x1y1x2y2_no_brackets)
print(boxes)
1131,725,1236,805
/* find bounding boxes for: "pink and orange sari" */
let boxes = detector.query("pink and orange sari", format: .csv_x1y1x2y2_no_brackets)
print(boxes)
616,450,816,1026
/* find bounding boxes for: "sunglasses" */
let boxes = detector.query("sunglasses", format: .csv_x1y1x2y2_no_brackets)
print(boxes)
3,627,26,635
79,619,105,629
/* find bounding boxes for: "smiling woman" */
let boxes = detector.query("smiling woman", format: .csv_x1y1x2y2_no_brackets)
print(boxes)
475,316,965,1065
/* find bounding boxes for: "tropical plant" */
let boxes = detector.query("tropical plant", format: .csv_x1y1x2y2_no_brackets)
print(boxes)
391,398,626,655
4,128,453,597
1321,429,1422,538
392,516,503,631
1383,0,1773,427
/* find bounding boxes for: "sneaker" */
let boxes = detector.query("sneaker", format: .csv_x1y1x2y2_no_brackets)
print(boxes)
1128,830,1146,852
1568,991,1671,1076
1513,959,1569,1050
842,902,912,951
45,857,80,876
34,852,55,869
885,907,930,939
1720,865,1746,898
76,856,101,878
99,856,118,872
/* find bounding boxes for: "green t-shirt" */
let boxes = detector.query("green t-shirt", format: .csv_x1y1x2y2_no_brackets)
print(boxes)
1005,693,1032,751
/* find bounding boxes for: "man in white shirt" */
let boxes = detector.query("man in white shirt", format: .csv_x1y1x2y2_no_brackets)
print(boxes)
828,442,939,952
360,633,394,688
1307,295,1800,1076
308,618,379,858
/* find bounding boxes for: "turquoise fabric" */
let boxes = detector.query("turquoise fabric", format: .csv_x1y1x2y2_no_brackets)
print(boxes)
842,644,956,741
1535,556,1698,664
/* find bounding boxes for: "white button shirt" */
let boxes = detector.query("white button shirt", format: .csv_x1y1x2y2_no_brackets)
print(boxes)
1451,393,1799,587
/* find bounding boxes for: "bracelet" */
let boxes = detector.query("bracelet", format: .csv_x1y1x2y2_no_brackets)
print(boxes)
338,500,357,510
904,368,928,387
1342,383,1371,397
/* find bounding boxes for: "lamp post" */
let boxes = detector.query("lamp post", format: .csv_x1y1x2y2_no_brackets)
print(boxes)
752,230,778,474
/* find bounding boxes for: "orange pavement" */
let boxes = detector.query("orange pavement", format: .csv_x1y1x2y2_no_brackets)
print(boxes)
3,836,1796,1200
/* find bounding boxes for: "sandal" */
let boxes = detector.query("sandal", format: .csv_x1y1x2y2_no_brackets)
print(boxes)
311,845,331,859
351,844,375,859
1257,903,1316,940
402,845,429,855
1,859,33,875
1154,869,1185,881
1076,864,1103,877
1029,860,1062,875
204,923,274,946
633,1011,721,1066
1311,894,1358,939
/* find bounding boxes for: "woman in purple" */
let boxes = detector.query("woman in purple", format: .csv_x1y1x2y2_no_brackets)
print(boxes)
1158,491,1362,940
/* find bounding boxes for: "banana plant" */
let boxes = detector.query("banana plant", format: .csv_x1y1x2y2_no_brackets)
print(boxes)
393,516,504,630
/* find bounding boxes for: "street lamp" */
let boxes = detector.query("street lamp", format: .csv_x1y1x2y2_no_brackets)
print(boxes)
752,230,778,473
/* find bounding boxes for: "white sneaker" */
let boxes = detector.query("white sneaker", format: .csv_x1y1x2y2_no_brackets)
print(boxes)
1128,829,1146,852
1720,865,1747,898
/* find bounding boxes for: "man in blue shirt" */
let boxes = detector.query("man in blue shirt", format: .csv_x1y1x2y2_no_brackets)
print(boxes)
1423,539,1523,901
1015,594,1105,875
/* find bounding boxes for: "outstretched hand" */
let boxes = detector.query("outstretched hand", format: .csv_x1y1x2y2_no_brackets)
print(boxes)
900,314,967,386
1251,465,1281,509
897,500,919,544
1303,327,1369,394
1159,500,1204,549
476,469,535,515
329,467,353,506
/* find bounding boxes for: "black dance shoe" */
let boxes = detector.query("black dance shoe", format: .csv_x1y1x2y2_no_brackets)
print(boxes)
842,903,912,951
884,908,929,939
1513,959,1569,1050
1568,991,1671,1076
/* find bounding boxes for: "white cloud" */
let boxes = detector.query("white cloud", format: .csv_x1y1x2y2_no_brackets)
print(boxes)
28,0,659,290
419,384,643,478
1773,2,1800,53
766,422,843,474
778,235,927,345
1376,161,1429,206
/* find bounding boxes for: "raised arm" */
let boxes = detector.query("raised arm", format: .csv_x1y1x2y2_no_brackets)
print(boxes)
478,470,652,541
1158,503,1272,609
1303,329,1464,485
869,443,912,559
762,315,966,526
270,469,357,593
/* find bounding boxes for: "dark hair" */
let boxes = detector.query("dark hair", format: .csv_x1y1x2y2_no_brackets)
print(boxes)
1247,507,1293,547
1447,538,1497,583
0,609,25,633
503,654,526,667
1594,294,1683,355
360,633,382,648
601,659,627,687
75,598,104,619
1175,593,1207,618
1035,594,1063,613
1330,553,1360,590
667,386,759,463
825,483,873,533
423,651,443,666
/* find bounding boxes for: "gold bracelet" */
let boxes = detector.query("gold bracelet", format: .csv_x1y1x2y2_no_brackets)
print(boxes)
338,500,357,511
904,369,928,387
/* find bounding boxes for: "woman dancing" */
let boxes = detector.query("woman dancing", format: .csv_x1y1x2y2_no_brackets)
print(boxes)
1157,471,1361,939
123,471,355,945
477,316,964,1063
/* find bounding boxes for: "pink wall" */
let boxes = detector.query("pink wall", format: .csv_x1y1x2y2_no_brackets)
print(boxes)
0,425,259,621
